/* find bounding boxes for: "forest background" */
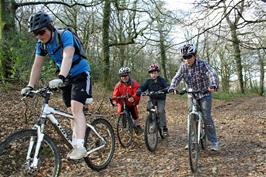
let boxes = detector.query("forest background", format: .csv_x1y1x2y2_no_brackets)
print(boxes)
0,0,265,96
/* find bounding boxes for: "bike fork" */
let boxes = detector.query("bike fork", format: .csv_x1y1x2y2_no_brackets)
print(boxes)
187,114,200,143
26,125,44,168
197,117,202,144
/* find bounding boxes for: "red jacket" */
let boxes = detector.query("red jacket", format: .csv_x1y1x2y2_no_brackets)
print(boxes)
112,79,140,107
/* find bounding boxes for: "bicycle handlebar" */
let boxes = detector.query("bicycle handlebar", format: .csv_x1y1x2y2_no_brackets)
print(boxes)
21,86,54,100
169,88,210,97
141,90,167,96
109,95,129,107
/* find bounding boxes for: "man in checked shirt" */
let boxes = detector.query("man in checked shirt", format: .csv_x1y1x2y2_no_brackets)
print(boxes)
168,44,220,151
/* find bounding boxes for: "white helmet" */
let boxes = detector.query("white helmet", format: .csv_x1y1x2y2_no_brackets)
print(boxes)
118,67,131,76
181,44,197,56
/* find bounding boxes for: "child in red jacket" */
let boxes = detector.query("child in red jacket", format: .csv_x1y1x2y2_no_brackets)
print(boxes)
112,67,143,134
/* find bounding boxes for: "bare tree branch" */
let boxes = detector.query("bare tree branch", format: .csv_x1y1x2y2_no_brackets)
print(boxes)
15,0,102,9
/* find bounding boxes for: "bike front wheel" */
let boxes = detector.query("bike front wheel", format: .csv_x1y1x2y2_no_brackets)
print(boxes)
116,114,134,148
200,122,207,150
84,117,115,171
144,113,158,152
0,129,61,177
188,114,200,173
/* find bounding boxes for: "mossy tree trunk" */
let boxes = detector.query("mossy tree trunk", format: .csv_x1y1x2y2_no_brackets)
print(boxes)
224,0,245,93
102,0,111,88
0,0,16,81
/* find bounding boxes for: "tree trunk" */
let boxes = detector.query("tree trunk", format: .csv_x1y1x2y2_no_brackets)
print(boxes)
0,0,16,81
230,26,244,93
258,50,265,96
224,0,245,93
159,31,167,81
102,0,111,88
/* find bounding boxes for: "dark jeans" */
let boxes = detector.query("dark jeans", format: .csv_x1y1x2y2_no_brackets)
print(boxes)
149,99,167,129
188,94,218,143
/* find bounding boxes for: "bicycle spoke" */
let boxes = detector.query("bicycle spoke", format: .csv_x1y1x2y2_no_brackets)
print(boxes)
0,130,60,177
84,118,115,171
188,117,199,173
144,115,158,152
117,115,133,148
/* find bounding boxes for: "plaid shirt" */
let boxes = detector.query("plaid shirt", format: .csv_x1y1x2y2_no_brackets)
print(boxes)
169,58,219,99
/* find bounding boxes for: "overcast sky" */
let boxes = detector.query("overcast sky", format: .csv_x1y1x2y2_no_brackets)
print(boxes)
164,0,195,47
164,0,194,11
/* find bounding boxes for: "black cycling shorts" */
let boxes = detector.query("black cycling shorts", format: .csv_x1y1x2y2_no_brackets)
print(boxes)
61,72,91,107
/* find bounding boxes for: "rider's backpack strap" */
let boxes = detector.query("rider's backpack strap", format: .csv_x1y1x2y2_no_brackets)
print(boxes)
56,27,87,60
40,28,87,71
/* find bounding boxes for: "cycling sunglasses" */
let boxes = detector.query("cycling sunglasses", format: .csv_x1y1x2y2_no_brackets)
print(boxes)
120,74,129,77
33,29,47,36
183,54,193,60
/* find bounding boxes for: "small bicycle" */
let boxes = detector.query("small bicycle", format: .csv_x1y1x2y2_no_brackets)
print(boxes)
0,86,115,177
109,95,139,148
177,88,207,174
141,90,168,152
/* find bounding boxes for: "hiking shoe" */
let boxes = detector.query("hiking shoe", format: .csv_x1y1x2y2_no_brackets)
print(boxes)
162,127,169,137
135,125,144,135
210,142,220,151
67,146,87,160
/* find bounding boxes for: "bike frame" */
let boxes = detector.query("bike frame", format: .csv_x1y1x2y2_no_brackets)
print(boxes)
121,99,132,122
110,95,134,127
27,99,106,169
187,99,203,145
143,91,166,129
148,104,159,125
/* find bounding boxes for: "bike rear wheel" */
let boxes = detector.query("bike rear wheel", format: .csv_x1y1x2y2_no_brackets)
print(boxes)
116,114,134,148
84,117,115,171
0,129,61,177
188,115,199,173
144,113,158,152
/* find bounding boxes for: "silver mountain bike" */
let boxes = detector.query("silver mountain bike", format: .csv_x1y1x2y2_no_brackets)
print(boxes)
177,88,207,174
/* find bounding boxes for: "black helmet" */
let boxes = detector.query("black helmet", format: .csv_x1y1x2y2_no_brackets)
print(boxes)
148,64,160,73
118,67,131,76
28,11,52,32
180,44,197,57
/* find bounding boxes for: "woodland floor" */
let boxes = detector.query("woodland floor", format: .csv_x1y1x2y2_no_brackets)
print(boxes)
0,85,265,177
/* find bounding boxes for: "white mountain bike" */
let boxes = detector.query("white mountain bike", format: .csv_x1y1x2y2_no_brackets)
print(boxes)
0,86,115,177
176,88,207,174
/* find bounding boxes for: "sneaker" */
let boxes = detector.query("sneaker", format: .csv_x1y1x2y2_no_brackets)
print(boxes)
67,146,87,160
210,142,220,151
134,125,144,135
185,144,188,150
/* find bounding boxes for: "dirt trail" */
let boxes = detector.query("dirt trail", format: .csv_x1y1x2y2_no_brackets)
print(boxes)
0,87,265,177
